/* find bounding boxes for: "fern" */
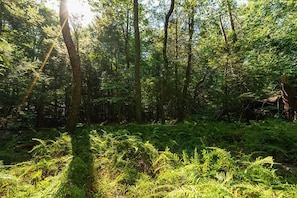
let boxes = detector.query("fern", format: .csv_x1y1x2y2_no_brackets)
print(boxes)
2,121,297,197
153,147,181,173
90,129,160,197
242,156,280,185
29,133,72,160
29,138,52,159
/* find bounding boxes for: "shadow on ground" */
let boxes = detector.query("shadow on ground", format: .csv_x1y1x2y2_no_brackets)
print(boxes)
56,128,96,198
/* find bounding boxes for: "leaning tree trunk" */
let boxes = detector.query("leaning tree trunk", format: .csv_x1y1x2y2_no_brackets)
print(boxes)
60,0,82,133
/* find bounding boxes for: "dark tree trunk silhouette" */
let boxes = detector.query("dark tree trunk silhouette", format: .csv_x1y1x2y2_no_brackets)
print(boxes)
124,8,130,69
163,0,175,73
123,7,134,121
174,9,180,120
0,1,3,35
133,0,142,123
59,0,82,133
158,0,175,124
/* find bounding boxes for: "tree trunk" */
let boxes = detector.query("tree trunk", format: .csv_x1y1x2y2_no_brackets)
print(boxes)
175,10,181,120
59,0,82,133
159,0,175,124
179,6,194,121
123,7,134,122
163,0,175,74
226,0,237,44
125,8,130,69
133,0,142,123
219,15,231,121
0,1,4,35
84,80,92,124
219,0,240,120
279,75,297,121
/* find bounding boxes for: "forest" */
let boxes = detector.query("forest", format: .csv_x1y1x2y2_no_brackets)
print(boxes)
0,0,297,197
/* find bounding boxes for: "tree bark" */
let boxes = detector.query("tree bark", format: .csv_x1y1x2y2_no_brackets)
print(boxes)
123,7,134,122
133,0,142,123
219,0,240,120
0,1,4,35
159,0,175,124
279,75,297,121
175,9,181,120
183,11,194,100
179,6,194,121
163,0,175,74
226,0,237,44
125,8,130,69
59,0,82,133
219,15,232,121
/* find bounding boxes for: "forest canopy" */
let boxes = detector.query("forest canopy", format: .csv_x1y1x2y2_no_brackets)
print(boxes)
0,0,297,128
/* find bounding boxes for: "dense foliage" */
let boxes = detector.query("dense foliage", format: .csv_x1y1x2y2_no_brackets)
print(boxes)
1,119,297,197
1,0,296,126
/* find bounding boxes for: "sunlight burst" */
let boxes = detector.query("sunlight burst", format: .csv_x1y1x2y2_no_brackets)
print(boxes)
45,0,95,25
67,0,89,17
67,0,95,25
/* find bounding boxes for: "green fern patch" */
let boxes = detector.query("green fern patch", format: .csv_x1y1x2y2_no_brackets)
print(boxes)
1,119,297,197
127,147,295,198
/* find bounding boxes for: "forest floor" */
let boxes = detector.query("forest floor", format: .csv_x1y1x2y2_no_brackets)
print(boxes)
1,117,297,197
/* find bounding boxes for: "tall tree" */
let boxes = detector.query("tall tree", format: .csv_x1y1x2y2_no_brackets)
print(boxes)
124,6,131,69
163,0,175,74
133,0,142,122
0,0,4,35
179,1,195,121
226,0,237,44
158,0,175,124
60,0,82,133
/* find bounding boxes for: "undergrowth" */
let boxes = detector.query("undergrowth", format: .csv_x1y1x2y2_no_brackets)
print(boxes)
0,118,297,197
0,133,72,197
